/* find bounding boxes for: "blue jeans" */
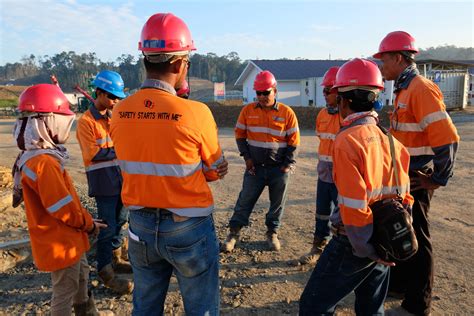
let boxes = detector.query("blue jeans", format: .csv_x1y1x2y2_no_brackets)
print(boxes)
229,165,289,232
128,209,220,316
95,195,128,271
299,235,389,315
315,179,338,239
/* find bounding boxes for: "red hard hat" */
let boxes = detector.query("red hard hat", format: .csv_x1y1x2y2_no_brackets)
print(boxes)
139,13,196,53
18,84,74,115
333,58,384,89
373,31,418,59
321,67,340,87
253,71,277,91
176,80,190,97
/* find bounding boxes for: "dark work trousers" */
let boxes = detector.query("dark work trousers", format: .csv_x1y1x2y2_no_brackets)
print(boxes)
389,188,434,316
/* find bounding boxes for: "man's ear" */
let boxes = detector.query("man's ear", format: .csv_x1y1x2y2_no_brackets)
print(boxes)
171,59,184,74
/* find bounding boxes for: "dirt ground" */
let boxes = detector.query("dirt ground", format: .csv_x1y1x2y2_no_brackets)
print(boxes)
0,112,473,315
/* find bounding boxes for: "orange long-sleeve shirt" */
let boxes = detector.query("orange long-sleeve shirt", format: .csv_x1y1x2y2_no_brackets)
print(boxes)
21,154,93,272
315,108,341,183
331,112,413,259
110,80,224,217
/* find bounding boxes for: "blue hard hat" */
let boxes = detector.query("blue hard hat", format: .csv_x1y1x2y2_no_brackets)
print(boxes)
92,70,126,99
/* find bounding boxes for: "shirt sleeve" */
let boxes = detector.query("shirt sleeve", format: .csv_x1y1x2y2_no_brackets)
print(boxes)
200,107,225,182
34,160,93,231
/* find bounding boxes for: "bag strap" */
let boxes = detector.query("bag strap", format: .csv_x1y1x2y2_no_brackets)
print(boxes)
387,132,401,195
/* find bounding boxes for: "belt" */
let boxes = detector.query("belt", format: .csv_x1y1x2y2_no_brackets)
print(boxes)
255,163,280,168
330,224,347,236
133,207,189,222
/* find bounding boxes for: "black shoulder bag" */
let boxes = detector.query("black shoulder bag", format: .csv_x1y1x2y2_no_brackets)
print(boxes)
370,130,418,262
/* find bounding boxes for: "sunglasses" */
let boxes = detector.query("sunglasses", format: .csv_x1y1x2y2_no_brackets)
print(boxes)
256,90,272,96
323,87,332,95
106,93,121,101
171,58,191,69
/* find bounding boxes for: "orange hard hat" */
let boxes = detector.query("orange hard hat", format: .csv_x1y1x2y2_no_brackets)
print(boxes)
253,71,277,91
373,31,418,59
139,13,196,53
333,58,384,89
18,84,74,115
321,67,340,87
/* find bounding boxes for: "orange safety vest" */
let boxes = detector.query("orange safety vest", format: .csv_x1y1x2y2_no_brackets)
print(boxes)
391,75,459,156
21,154,93,272
110,88,224,217
76,107,122,196
333,113,413,258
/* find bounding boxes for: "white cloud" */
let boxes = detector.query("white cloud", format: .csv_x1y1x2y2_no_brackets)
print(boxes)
1,0,143,64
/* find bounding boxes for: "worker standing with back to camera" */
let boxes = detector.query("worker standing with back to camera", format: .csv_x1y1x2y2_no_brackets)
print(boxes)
110,13,228,315
299,58,413,315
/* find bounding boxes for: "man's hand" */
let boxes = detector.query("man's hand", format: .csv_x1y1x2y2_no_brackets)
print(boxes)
245,158,256,176
216,159,228,179
88,219,108,236
280,166,291,173
410,170,440,192
375,258,396,267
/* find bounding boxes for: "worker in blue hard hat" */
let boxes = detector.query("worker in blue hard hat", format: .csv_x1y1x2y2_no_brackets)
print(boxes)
76,70,133,295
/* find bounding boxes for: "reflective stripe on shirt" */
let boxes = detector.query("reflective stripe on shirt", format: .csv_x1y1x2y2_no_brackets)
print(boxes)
318,133,336,140
407,146,435,156
22,165,37,181
85,160,119,172
118,160,202,177
236,123,298,137
47,194,73,213
338,195,367,209
96,136,113,145
247,139,287,149
319,155,333,162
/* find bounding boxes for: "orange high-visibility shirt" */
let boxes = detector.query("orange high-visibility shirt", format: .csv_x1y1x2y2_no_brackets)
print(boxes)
234,102,300,166
332,113,413,259
315,108,341,182
391,75,459,185
21,154,93,272
76,107,122,196
110,86,224,217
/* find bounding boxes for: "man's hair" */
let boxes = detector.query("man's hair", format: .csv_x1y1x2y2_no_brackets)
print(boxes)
143,54,187,73
339,89,377,112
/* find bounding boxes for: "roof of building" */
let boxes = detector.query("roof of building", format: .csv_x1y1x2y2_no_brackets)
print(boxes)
235,59,474,85
235,59,348,85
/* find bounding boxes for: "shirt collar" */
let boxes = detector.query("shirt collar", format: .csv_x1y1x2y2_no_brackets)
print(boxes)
341,111,378,127
89,104,111,120
394,64,419,92
255,100,279,111
141,79,177,95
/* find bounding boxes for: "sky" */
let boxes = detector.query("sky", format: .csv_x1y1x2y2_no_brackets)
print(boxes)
0,0,473,66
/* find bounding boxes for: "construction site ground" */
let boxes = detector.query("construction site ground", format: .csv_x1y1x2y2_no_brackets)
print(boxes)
0,112,473,315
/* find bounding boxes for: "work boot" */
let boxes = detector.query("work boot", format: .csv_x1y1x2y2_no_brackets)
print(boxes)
73,291,114,316
221,226,241,252
266,231,281,251
98,264,133,295
112,247,132,274
298,236,328,265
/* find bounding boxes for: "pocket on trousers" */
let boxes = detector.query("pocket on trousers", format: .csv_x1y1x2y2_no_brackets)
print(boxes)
340,253,373,276
128,228,149,267
166,236,209,278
